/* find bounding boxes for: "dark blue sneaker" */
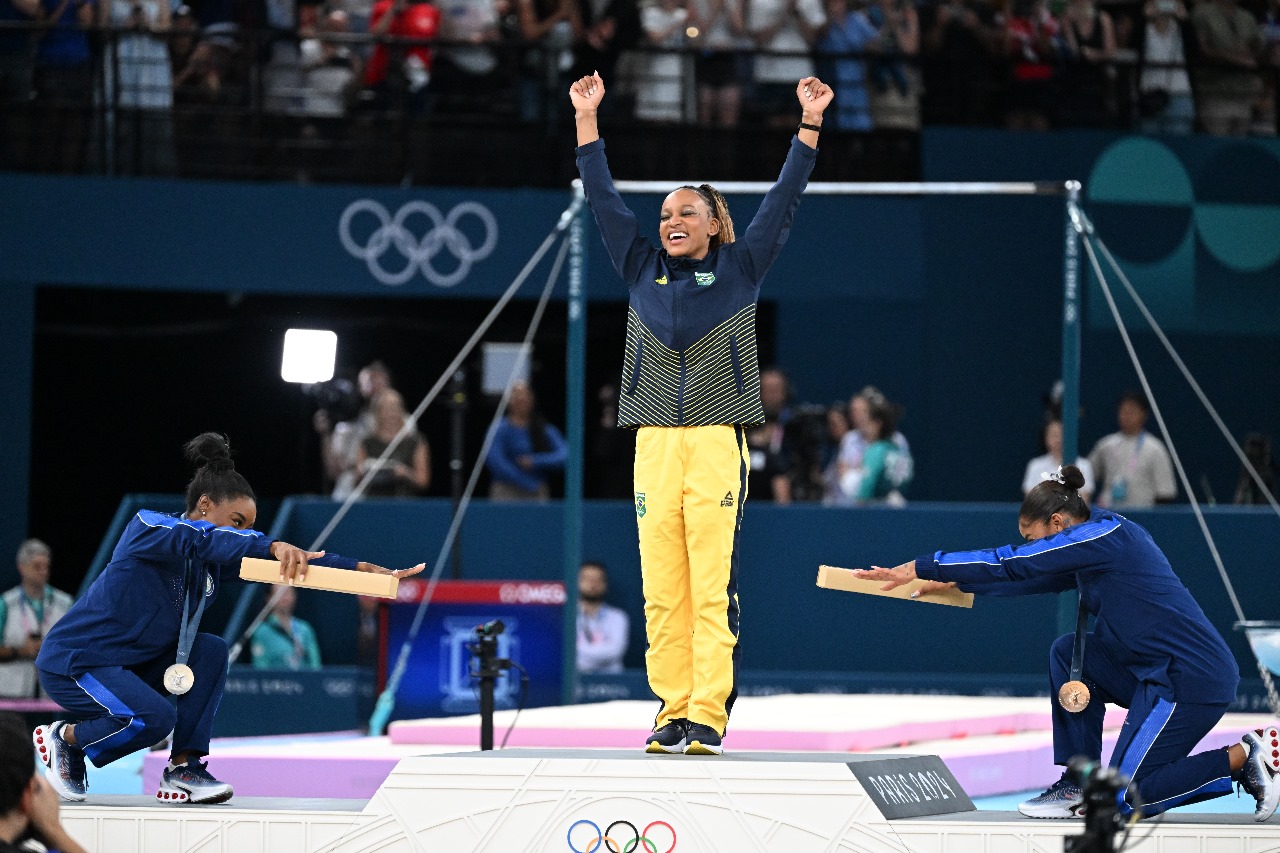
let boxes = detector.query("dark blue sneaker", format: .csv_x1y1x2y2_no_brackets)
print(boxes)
1018,774,1084,818
34,721,87,802
683,722,723,756
157,758,234,804
645,719,687,754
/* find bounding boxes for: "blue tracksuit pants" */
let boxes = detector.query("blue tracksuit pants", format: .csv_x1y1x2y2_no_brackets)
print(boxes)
37,632,228,767
1049,632,1235,816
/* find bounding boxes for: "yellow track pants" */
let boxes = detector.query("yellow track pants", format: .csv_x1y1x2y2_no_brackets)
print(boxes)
633,424,748,736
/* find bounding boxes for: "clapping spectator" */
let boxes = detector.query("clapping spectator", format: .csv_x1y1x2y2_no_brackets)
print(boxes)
433,0,503,103
298,9,363,116
1021,418,1096,500
1192,0,1263,135
635,0,692,121
744,368,795,503
572,0,641,101
316,361,392,499
486,380,568,500
0,540,73,699
355,389,432,497
816,0,878,130
747,0,827,125
1138,0,1195,134
833,385,912,505
919,0,1002,124
690,0,745,126
851,394,912,504
250,586,321,670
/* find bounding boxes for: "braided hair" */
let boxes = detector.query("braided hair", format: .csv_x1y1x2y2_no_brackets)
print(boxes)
183,432,256,514
679,183,736,251
1020,464,1090,523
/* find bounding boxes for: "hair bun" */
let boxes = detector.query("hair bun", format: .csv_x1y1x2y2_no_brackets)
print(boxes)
183,432,234,471
1060,464,1087,491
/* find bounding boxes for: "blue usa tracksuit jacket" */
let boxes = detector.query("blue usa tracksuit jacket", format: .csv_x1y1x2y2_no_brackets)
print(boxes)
917,508,1241,815
37,510,356,766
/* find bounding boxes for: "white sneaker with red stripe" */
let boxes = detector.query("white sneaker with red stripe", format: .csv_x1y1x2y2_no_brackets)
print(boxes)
156,758,234,805
33,721,87,802
1239,725,1280,822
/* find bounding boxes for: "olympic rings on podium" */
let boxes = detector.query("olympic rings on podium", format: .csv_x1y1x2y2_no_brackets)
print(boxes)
566,819,677,853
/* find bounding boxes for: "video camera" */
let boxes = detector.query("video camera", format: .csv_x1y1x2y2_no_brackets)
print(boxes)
1063,756,1132,853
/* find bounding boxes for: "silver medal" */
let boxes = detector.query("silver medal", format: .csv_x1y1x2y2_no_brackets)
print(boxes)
164,663,195,695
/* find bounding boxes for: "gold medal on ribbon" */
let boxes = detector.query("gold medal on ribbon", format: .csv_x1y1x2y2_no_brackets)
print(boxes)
164,663,195,695
1058,680,1091,713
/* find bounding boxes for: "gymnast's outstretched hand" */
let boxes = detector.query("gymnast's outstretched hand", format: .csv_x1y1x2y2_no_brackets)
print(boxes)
852,560,918,592
271,541,326,583
358,561,427,578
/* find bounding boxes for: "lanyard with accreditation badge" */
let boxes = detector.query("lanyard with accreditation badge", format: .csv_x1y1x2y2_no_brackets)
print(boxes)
164,556,208,696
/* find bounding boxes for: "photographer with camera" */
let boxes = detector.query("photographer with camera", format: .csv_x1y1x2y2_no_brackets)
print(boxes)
855,465,1280,822
0,541,73,699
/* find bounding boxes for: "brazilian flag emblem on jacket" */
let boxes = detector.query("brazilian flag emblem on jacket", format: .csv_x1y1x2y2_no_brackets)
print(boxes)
694,272,716,286
635,492,647,518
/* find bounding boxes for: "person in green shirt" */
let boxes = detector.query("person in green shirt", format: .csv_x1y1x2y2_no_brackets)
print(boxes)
250,586,321,670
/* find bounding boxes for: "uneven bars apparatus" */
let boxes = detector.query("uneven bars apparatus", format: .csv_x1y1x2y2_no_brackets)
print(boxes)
564,177,1083,647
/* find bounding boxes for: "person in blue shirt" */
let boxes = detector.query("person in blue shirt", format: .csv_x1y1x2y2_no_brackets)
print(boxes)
486,380,568,501
854,465,1280,821
32,433,424,805
571,70,831,756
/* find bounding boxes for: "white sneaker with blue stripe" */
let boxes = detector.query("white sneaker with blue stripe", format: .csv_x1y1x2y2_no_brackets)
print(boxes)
1018,774,1085,818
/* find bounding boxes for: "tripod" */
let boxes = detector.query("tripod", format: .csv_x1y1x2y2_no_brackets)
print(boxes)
469,620,511,751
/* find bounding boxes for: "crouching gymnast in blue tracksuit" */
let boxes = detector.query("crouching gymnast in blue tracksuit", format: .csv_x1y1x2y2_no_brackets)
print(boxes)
32,432,424,805
855,465,1280,821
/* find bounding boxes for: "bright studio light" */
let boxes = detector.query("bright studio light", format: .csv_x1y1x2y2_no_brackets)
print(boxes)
281,329,337,383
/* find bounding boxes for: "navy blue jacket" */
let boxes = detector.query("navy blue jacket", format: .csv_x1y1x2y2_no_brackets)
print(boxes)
916,508,1239,704
576,135,816,427
38,510,357,676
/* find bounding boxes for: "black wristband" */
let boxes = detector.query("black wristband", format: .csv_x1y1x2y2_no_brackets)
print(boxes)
799,122,822,132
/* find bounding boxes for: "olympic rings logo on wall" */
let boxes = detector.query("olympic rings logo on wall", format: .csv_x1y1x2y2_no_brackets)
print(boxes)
566,819,676,853
338,199,499,288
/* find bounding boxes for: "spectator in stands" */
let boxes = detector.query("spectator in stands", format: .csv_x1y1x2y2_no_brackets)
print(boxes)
744,368,795,503
850,393,912,504
576,560,629,673
635,0,692,121
747,0,827,125
433,0,502,105
99,0,176,174
1138,0,1195,134
0,712,88,853
1022,418,1095,500
865,0,920,129
250,586,321,670
834,385,912,505
1088,390,1177,508
816,0,878,130
32,0,94,173
363,0,440,113
571,0,640,105
919,0,1002,124
1234,432,1277,505
1192,0,1262,135
510,0,581,123
298,14,362,117
1059,0,1117,126
690,0,745,126
356,388,432,497
1002,0,1061,130
0,541,73,699
486,380,568,500
316,360,392,499
589,381,636,498
820,401,851,503
0,0,38,169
